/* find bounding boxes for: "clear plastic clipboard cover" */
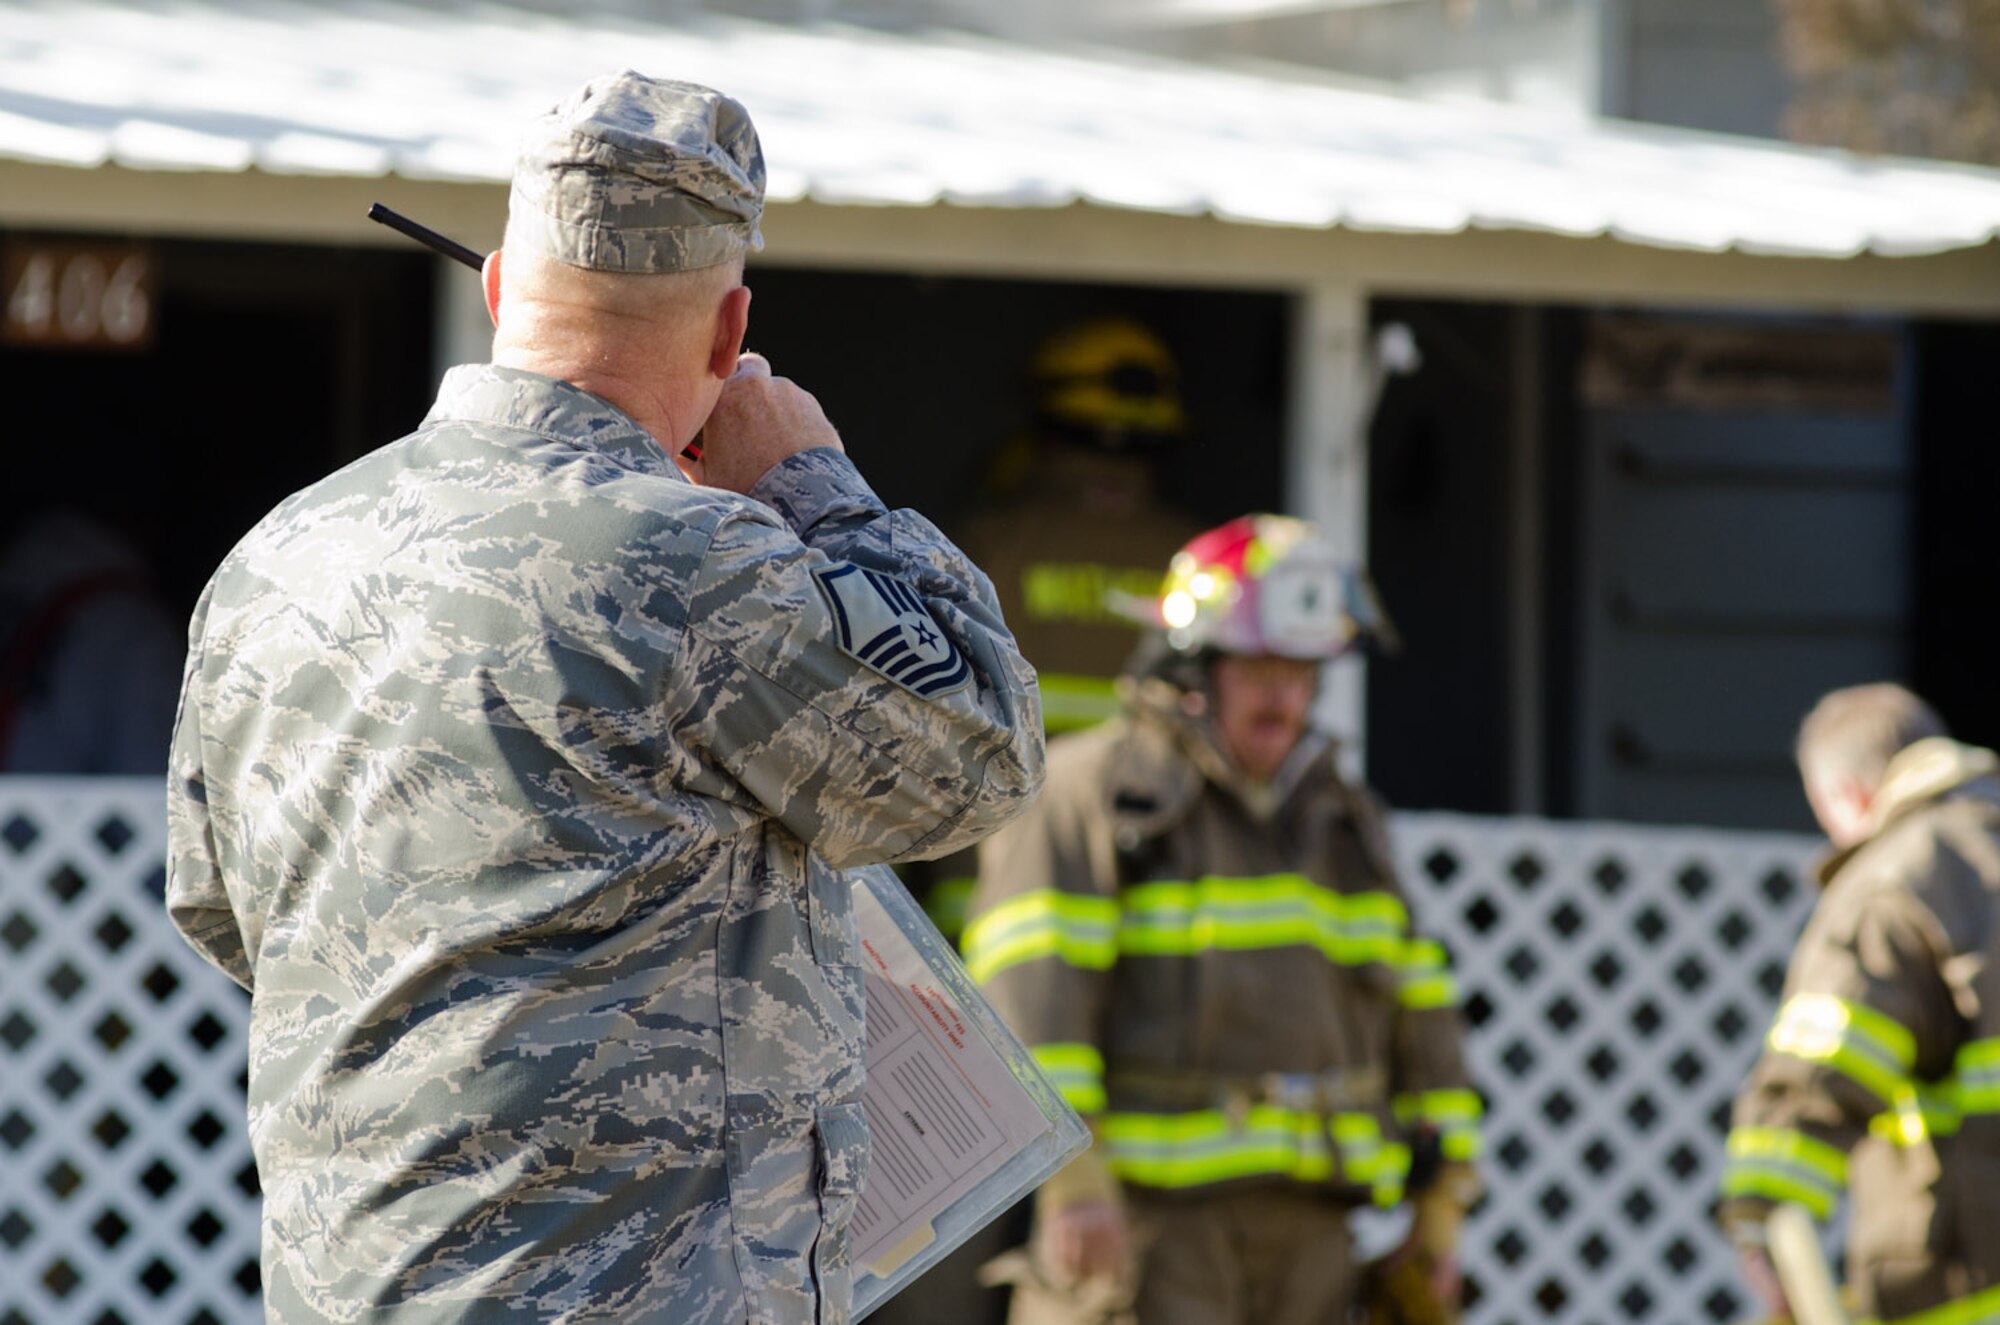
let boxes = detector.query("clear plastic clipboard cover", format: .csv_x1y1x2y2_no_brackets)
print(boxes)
847,866,1091,1321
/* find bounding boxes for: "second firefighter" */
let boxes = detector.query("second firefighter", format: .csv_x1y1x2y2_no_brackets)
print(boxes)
964,514,1484,1325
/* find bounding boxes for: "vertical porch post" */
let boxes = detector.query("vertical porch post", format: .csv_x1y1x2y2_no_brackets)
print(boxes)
1287,279,1373,777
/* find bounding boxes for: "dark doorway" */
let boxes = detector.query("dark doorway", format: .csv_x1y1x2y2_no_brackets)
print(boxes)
742,265,1289,532
1365,297,1518,814
1912,318,2000,753
2,234,437,619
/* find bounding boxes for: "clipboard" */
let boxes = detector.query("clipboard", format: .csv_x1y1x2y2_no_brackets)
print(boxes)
847,866,1091,1319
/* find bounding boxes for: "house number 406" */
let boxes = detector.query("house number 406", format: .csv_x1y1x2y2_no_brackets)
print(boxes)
3,243,154,349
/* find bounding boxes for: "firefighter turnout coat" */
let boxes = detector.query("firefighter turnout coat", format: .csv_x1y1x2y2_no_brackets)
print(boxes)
1721,738,2000,1324
965,675,1482,1227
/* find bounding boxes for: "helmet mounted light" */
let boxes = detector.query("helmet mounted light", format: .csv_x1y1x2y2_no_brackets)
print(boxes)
1110,514,1398,661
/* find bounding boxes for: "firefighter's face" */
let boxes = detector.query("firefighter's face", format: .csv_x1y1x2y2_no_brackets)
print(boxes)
1210,654,1319,780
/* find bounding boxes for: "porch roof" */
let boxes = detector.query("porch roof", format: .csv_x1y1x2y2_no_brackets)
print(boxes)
4,0,2000,260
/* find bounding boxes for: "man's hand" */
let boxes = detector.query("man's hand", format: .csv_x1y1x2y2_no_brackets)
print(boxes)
1739,1244,1791,1322
1409,1186,1466,1309
1039,1199,1129,1287
1427,1252,1463,1312
695,353,844,495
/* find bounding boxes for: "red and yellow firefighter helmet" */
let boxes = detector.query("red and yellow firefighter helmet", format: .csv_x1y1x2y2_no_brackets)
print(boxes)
1127,514,1397,660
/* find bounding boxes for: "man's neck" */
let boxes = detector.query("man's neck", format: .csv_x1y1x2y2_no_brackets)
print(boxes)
492,346,694,461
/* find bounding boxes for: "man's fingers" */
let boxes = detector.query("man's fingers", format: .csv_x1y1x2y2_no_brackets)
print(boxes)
1053,1227,1081,1279
733,351,772,378
1086,1227,1123,1280
1431,1254,1463,1308
1056,1207,1126,1283
1044,1206,1123,1285
1739,1246,1791,1319
1058,1235,1103,1283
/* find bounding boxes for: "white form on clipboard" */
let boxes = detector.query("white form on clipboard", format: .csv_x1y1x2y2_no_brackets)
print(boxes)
846,868,1089,1318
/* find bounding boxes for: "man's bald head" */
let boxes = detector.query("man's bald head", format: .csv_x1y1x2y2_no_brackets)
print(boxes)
485,244,750,463
494,246,742,348
1796,683,1948,846
1797,684,1947,792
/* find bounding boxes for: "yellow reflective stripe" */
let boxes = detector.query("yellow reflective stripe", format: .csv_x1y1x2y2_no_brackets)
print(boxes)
1101,1107,1403,1198
1118,875,1412,966
1881,1282,2000,1325
963,889,1119,984
1326,1113,1409,1206
1719,1126,1848,1220
1397,937,1460,1008
1021,565,1164,626
1037,673,1123,732
1870,1082,1961,1147
1864,1037,2000,1144
1104,1106,1334,1187
1394,1088,1485,1162
1034,1044,1105,1073
1960,1039,2000,1071
1373,1141,1413,1207
1958,1037,2000,1115
1395,1088,1484,1125
1401,937,1448,969
1398,977,1459,1009
1032,1043,1107,1114
1961,1039,2000,1069
1768,994,1918,1105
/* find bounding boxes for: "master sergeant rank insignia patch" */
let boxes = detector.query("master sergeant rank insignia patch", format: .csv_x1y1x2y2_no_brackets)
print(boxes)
813,563,973,698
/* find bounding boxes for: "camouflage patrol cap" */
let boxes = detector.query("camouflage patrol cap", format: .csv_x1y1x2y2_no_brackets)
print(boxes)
507,70,765,274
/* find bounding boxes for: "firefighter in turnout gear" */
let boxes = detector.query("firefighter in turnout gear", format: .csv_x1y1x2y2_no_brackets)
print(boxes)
1720,683,2000,1325
965,515,1484,1325
954,314,1206,740
913,315,1205,948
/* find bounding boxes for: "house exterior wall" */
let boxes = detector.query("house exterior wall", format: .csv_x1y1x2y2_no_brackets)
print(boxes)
1070,0,1794,140
1571,318,1912,831
1064,0,1793,142
1616,0,1791,139
1125,0,1606,118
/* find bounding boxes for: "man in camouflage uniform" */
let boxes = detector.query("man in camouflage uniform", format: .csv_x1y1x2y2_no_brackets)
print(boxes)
964,515,1482,1325
1720,683,2000,1325
165,71,1044,1324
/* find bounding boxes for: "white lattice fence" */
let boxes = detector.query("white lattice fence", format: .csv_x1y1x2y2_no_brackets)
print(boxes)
0,778,260,1325
1392,811,1821,1325
0,782,1821,1324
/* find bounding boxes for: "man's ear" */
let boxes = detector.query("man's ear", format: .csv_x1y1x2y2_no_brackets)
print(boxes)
708,284,752,379
1843,774,1877,826
481,250,503,328
1810,770,1876,846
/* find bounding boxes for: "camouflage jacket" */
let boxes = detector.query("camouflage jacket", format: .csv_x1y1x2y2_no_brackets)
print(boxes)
166,364,1044,1324
963,676,1481,1212
1721,739,2000,1323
